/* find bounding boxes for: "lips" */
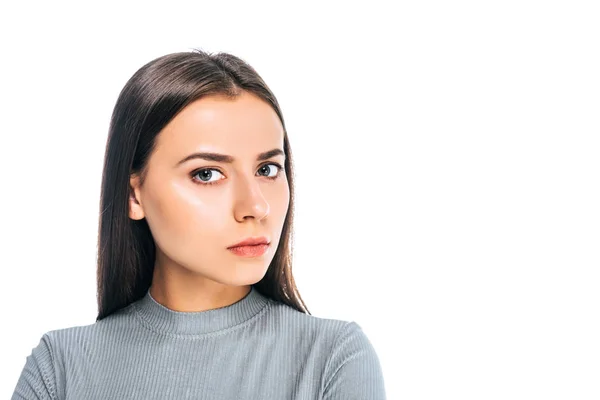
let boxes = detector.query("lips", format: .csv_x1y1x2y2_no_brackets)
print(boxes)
227,236,270,249
228,243,269,257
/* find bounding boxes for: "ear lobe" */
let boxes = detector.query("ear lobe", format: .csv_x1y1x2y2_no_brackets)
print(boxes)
129,175,145,220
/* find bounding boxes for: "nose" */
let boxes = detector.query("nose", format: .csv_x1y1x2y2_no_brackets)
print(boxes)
233,176,270,222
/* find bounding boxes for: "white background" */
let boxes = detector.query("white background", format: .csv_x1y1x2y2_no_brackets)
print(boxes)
1,1,599,399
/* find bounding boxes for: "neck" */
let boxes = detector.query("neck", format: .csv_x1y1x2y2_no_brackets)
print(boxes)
148,248,253,312
132,284,269,336
149,282,252,313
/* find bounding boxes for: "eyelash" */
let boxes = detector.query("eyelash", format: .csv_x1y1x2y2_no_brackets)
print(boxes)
190,162,284,186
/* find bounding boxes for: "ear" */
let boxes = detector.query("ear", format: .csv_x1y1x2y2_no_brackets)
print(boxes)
129,174,146,220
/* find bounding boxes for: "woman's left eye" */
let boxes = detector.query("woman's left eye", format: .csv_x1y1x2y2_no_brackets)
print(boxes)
258,163,283,178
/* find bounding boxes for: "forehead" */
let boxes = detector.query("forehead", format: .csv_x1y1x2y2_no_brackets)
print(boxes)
155,91,284,159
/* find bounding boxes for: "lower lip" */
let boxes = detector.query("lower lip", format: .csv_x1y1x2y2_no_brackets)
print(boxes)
227,244,269,257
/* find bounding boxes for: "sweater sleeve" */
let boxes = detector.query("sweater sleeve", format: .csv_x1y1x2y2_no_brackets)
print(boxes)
11,333,58,400
322,321,387,400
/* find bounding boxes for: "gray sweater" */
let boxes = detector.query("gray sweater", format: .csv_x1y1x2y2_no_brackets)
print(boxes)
11,286,386,399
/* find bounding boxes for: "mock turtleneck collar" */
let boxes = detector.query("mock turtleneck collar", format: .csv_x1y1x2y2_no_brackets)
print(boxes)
131,286,270,336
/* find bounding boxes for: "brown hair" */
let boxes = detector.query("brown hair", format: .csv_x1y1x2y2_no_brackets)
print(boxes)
96,49,309,320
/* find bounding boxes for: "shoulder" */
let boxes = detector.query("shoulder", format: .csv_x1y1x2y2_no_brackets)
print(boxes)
11,305,135,398
265,297,377,344
319,319,387,399
42,302,134,350
264,298,352,340
266,300,387,399
12,307,130,400
19,306,134,379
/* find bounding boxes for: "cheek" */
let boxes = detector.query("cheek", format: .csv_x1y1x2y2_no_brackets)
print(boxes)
144,181,229,252
271,181,291,219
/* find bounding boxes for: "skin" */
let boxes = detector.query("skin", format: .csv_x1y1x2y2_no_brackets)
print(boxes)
128,91,290,312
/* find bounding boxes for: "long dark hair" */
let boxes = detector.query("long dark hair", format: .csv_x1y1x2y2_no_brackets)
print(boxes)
96,49,309,321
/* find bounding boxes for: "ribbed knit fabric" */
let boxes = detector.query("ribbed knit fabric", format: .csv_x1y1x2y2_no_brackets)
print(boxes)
11,286,386,399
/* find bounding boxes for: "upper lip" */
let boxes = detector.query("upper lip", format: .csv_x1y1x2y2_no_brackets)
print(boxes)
227,236,270,248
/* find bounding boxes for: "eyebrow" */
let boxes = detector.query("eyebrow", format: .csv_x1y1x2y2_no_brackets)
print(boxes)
176,148,285,166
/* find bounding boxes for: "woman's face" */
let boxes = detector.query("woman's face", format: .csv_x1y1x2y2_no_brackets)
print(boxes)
129,91,290,286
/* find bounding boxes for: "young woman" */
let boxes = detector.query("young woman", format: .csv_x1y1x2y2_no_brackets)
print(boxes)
12,49,386,399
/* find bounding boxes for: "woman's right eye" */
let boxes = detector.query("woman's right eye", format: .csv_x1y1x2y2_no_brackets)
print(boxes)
191,168,225,186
